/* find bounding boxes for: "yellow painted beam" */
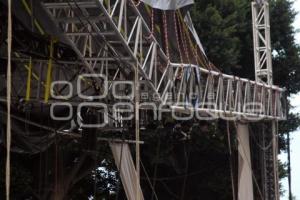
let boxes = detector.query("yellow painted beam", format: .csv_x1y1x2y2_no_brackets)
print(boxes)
44,39,54,103
21,0,45,35
25,57,32,101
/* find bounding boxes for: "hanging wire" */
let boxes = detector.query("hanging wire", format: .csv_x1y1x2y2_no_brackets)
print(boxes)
226,122,237,200
140,160,159,200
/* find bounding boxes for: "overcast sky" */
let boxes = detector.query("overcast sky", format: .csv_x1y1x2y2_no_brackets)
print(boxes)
279,1,300,199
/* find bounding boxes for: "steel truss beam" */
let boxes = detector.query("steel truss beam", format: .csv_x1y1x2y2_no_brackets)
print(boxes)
35,0,286,121
252,1,273,85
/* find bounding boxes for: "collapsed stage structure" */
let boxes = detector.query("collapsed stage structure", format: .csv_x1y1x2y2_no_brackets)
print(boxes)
0,0,286,199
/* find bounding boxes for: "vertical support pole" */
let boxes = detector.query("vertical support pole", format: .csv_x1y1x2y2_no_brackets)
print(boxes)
272,121,280,200
252,1,279,199
36,62,43,100
44,38,54,103
135,21,141,199
287,132,292,200
6,0,12,199
237,123,254,200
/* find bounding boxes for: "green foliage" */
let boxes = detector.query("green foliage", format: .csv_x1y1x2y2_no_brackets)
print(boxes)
270,0,300,95
191,0,243,73
0,153,34,199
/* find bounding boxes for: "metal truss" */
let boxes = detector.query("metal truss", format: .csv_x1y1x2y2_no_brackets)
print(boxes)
252,1,280,200
15,0,285,121
252,0,273,85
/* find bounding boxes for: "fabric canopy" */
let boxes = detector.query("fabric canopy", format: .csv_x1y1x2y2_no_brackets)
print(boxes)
237,123,254,200
141,0,194,10
110,142,144,200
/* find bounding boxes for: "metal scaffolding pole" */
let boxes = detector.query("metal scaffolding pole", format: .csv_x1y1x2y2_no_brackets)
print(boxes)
252,1,279,200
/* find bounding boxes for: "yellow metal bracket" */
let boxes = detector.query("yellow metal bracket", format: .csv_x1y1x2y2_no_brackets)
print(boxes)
44,38,55,103
25,57,32,101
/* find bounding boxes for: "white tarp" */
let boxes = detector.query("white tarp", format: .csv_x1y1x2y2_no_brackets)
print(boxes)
110,143,144,200
237,123,254,200
141,0,194,10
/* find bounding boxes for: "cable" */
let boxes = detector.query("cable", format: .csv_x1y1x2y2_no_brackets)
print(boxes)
226,122,236,200
159,180,180,199
140,160,159,200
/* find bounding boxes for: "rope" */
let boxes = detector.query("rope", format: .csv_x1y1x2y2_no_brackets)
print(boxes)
174,12,184,79
174,12,183,64
162,11,170,60
177,10,208,69
6,0,12,199
145,7,154,40
177,13,190,64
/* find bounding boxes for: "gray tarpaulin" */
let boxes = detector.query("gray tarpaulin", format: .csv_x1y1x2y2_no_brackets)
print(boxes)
141,0,194,10
110,143,144,200
237,123,254,200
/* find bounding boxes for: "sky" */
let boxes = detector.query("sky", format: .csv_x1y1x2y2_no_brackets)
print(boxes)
279,1,300,199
